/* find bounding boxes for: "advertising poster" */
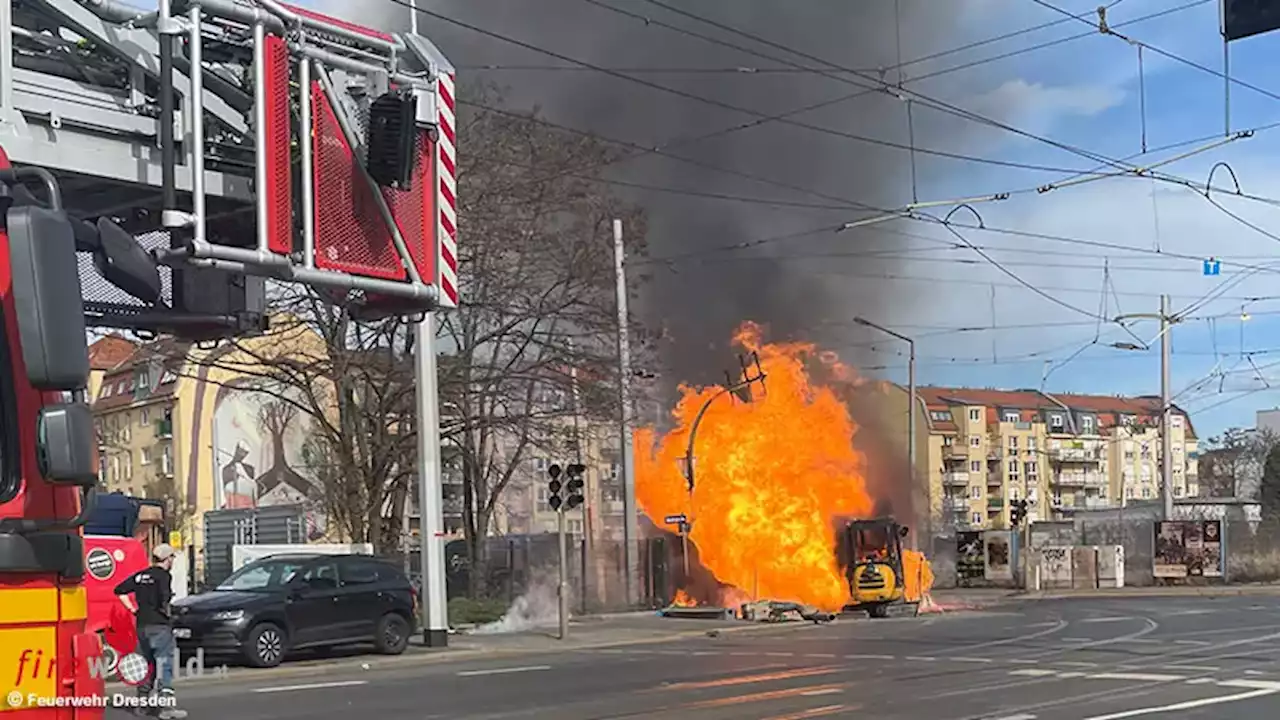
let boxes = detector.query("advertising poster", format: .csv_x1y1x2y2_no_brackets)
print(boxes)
1153,521,1188,578
1153,520,1224,579
984,531,1013,582
957,531,985,586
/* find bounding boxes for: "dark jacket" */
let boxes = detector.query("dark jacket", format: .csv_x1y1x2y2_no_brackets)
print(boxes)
114,565,173,628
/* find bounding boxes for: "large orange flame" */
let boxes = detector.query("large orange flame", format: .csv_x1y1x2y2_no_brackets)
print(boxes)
636,323,880,612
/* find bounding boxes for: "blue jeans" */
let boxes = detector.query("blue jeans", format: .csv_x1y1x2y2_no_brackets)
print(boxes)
142,625,176,693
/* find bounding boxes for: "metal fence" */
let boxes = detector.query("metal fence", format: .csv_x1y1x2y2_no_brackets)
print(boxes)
385,533,678,613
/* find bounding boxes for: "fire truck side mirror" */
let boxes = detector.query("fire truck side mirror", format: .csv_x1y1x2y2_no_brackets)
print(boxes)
37,402,97,486
5,205,89,390
91,218,161,305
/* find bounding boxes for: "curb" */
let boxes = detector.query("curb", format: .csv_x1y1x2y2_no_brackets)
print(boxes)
935,585,1280,604
141,620,821,687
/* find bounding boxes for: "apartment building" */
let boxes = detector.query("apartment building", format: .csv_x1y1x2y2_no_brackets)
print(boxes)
920,388,1198,531
92,337,183,498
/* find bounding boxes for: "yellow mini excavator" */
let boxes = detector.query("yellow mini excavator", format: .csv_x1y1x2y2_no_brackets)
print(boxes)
842,517,916,618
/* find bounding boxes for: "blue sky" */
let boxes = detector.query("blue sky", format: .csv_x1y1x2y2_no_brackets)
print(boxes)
313,0,1280,441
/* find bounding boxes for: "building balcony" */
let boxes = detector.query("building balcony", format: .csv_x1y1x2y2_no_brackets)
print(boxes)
944,497,970,512
944,444,968,460
1051,447,1102,462
987,472,1004,486
1054,473,1106,487
942,472,969,487
154,418,173,439
987,497,1005,510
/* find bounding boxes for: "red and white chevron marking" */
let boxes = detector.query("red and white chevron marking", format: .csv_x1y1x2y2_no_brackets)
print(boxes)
436,71,459,308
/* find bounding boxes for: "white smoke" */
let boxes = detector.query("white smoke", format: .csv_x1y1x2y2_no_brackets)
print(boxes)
471,571,564,635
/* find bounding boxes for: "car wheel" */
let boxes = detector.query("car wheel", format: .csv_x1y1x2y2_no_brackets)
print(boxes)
244,623,286,668
374,613,410,655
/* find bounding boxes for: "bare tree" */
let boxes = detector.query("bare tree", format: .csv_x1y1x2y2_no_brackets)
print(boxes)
1199,427,1277,499
438,83,649,596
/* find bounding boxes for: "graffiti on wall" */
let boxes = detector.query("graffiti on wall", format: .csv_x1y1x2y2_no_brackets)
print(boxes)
212,381,326,540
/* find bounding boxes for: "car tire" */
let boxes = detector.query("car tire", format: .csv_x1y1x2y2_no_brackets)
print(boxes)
244,622,287,668
374,613,410,655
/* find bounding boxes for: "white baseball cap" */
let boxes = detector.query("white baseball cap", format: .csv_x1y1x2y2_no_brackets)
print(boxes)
152,544,176,561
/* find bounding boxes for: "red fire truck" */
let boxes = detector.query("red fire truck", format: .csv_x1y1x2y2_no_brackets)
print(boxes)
0,1,453,716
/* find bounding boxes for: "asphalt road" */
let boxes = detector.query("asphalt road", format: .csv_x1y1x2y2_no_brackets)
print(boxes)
105,595,1280,719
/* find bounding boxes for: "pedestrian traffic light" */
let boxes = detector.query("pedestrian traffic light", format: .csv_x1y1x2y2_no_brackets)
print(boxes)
547,463,563,511
565,464,586,510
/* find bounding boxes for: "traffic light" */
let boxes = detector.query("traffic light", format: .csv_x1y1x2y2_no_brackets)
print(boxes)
1011,498,1029,526
547,463,563,511
565,464,586,510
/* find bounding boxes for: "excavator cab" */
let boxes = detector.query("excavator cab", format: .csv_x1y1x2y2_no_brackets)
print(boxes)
843,517,911,618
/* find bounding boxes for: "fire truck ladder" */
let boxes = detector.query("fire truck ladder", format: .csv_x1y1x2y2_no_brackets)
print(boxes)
0,0,456,339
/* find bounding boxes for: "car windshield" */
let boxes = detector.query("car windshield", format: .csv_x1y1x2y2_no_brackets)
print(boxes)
216,559,307,591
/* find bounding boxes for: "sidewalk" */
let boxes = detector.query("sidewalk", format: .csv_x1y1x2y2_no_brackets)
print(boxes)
931,582,1280,606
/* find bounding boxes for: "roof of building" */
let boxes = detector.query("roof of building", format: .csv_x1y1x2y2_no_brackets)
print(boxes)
88,335,138,371
918,386,1196,438
92,338,190,412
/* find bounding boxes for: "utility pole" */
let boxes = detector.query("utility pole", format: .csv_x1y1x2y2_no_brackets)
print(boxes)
613,219,639,606
853,317,920,548
1160,294,1174,519
1113,298,1176,520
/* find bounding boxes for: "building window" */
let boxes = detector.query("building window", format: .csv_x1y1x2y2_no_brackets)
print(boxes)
1008,436,1018,449
140,408,150,426
1003,411,1019,423
139,447,151,466
971,513,982,525
1049,414,1064,429
1007,459,1018,473
1171,415,1183,428
1028,437,1037,451
970,436,981,447
931,410,950,422
1025,461,1038,475
971,486,982,499
1142,487,1152,499
969,409,981,422
1081,416,1095,434
1011,487,1021,500
567,519,583,535
969,460,981,473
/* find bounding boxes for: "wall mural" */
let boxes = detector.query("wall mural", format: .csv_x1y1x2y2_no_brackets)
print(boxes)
212,381,326,540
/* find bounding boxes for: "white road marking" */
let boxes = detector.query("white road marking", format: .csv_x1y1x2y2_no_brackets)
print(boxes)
953,657,994,663
800,688,842,697
1057,661,1094,668
764,652,794,657
1090,673,1184,683
693,651,716,656
253,681,368,694
845,654,894,660
457,665,552,677
1056,672,1086,678
805,653,836,658
1218,679,1280,691
1079,688,1280,719
1174,640,1210,645
984,715,1037,720
1008,659,1039,665
1081,617,1133,624
1009,669,1059,677
905,656,937,661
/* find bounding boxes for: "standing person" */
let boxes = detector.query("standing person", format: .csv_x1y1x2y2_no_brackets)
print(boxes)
114,544,188,719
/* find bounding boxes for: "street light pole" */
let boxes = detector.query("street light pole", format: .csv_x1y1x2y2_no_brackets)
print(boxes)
853,317,919,547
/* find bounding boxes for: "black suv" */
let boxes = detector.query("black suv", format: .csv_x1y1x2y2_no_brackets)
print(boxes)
172,553,417,667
